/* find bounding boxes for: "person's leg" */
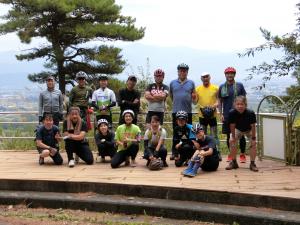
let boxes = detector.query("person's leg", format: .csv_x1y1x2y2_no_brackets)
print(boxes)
246,132,258,172
201,157,219,172
170,113,177,160
226,129,241,170
175,147,187,167
111,150,127,168
50,151,63,165
158,146,167,161
187,113,193,125
239,135,247,163
128,143,139,166
75,143,94,165
65,141,75,162
199,117,208,134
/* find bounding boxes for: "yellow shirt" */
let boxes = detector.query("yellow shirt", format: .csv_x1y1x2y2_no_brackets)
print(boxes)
195,84,219,118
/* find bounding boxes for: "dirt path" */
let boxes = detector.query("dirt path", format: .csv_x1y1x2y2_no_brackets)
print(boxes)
0,204,226,225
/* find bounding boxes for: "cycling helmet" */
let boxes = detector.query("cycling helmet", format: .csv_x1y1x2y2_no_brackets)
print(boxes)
76,71,87,80
224,67,236,74
97,118,109,127
98,74,108,80
148,158,163,170
176,110,188,120
154,69,165,77
200,107,215,119
177,63,189,71
122,109,135,118
192,123,204,134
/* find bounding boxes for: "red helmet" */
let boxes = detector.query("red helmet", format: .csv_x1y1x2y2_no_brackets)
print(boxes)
154,69,165,77
224,67,236,74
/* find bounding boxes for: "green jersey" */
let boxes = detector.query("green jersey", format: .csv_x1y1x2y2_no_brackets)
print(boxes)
115,124,141,151
69,85,93,108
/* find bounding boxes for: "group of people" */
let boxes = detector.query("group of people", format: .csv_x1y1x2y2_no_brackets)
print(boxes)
36,63,259,177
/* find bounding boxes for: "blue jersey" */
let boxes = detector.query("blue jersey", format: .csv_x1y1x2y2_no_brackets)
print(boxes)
170,79,195,113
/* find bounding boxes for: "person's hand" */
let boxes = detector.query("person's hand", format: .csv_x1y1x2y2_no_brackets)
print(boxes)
101,139,106,143
133,98,139,104
175,143,181,149
191,92,197,101
199,150,206,157
87,108,94,114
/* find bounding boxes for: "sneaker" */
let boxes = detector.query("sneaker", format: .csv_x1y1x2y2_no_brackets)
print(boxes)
124,157,130,166
226,155,232,162
130,159,137,167
39,156,44,165
250,163,259,172
163,161,168,167
68,159,75,168
225,160,239,170
240,154,246,163
75,154,79,163
170,155,175,160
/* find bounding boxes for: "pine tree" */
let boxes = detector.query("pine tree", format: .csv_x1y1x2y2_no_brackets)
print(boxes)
0,0,145,94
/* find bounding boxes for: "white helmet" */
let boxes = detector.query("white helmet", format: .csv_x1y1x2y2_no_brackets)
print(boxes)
122,109,135,118
97,119,109,127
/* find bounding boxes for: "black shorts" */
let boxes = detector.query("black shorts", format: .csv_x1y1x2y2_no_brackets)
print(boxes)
146,111,164,124
222,120,230,134
199,117,217,127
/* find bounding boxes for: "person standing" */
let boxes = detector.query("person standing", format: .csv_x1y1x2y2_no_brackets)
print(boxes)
194,72,221,161
218,67,247,163
118,75,140,125
69,71,93,123
169,63,196,160
144,69,169,126
38,76,64,126
92,74,116,127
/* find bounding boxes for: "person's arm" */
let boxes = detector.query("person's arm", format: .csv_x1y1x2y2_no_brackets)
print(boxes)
38,93,43,120
91,91,99,110
59,92,64,119
69,88,74,107
144,90,155,101
105,132,116,148
106,91,117,109
169,82,173,101
250,123,256,142
36,139,53,150
66,131,86,141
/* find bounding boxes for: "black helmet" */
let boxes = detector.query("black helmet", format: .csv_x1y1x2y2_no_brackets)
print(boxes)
177,63,189,71
176,110,188,120
98,74,108,80
148,158,163,170
200,107,215,119
76,71,87,79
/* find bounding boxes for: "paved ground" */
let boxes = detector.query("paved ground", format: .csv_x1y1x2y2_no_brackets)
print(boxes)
0,151,299,199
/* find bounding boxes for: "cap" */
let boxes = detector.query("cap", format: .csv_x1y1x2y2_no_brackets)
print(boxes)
201,72,210,77
127,75,137,82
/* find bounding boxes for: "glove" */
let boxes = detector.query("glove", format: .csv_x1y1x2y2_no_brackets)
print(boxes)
39,116,43,123
101,139,106,143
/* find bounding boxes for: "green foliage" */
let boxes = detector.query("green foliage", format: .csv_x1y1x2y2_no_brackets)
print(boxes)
0,0,145,93
238,3,300,102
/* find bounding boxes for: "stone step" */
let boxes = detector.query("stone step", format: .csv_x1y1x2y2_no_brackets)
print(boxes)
0,190,299,225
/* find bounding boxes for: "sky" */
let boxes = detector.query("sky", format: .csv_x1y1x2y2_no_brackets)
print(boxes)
0,0,299,87
0,0,298,52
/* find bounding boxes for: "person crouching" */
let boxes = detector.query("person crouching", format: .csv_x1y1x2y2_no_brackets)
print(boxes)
111,110,141,168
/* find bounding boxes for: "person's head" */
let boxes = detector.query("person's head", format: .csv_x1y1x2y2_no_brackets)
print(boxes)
176,110,188,127
97,118,109,134
98,74,108,88
126,75,137,90
76,71,87,87
193,123,205,140
201,72,211,86
224,67,236,83
122,109,135,125
68,107,81,123
177,63,189,81
46,76,55,90
43,113,54,129
150,115,160,129
154,69,165,84
234,96,247,113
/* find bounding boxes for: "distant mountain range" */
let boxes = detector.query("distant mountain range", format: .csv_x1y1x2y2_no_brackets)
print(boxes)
0,43,296,90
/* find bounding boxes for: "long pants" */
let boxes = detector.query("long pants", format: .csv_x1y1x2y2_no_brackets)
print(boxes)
111,143,139,168
97,143,116,158
144,146,167,161
37,147,63,165
175,144,195,167
65,141,94,165
201,156,219,171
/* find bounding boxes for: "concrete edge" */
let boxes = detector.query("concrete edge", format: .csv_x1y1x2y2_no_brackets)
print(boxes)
0,179,299,212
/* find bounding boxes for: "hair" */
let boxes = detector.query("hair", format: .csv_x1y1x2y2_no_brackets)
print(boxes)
234,95,247,107
151,115,160,123
68,106,81,115
43,113,53,121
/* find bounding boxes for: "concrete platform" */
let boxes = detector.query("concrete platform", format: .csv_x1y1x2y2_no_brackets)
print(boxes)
0,151,299,199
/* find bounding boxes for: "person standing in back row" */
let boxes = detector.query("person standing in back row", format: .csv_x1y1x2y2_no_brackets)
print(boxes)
118,75,140,125
169,63,197,160
218,67,247,163
145,69,169,126
38,76,64,127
